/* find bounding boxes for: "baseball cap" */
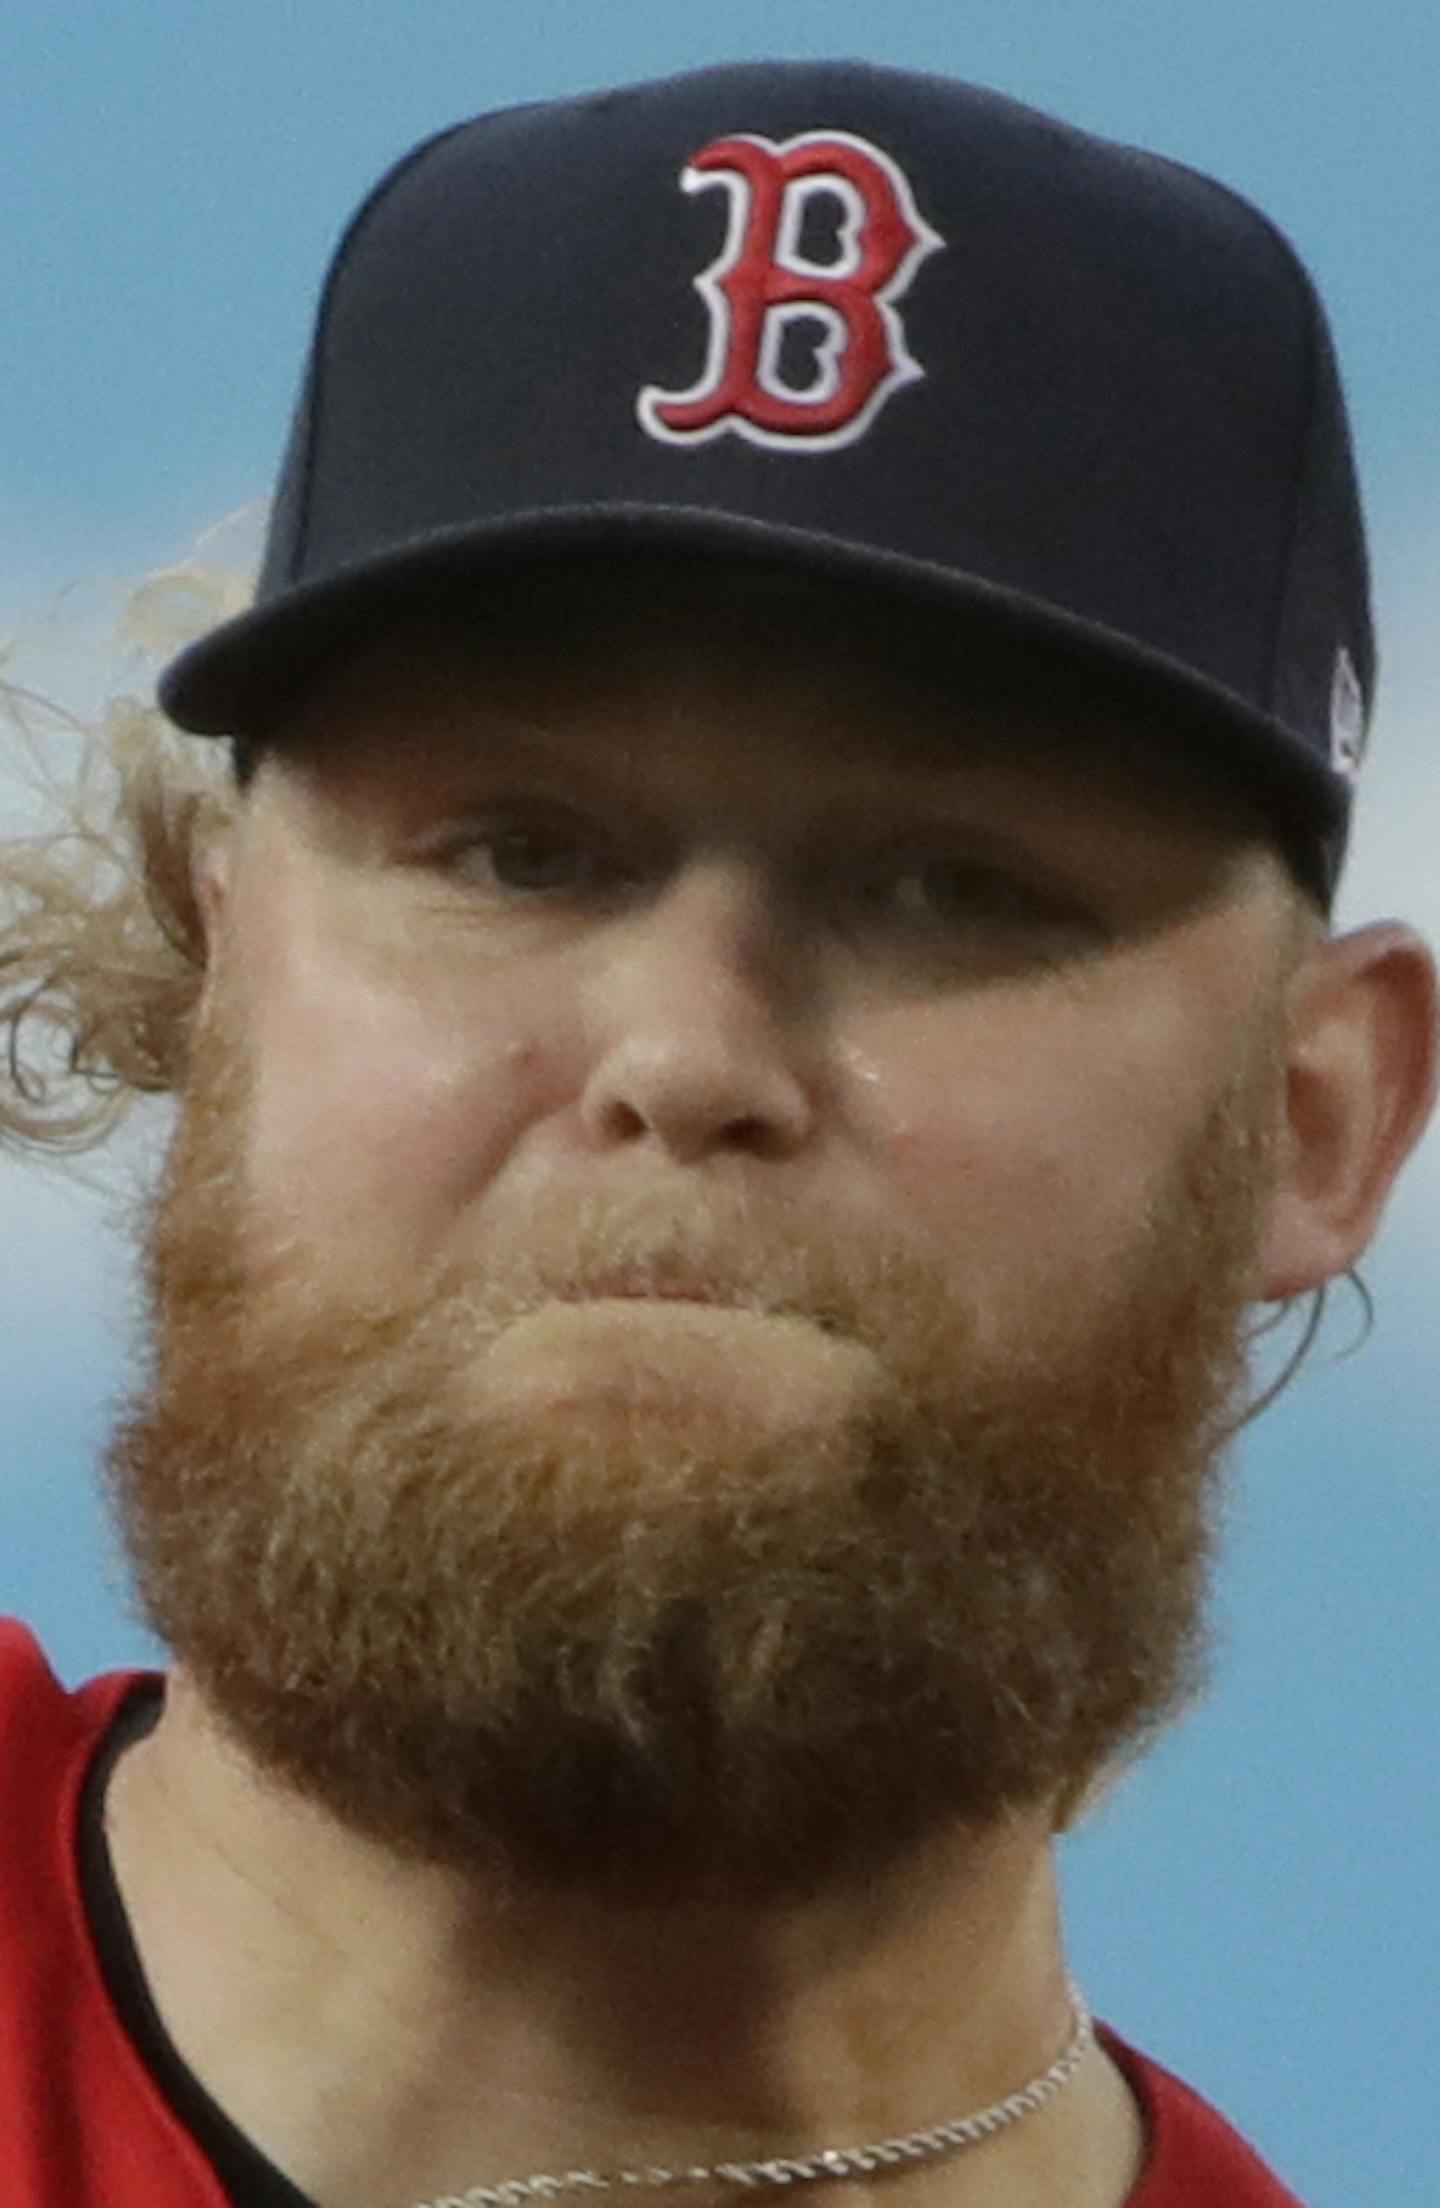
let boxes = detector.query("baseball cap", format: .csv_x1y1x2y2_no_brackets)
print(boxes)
159,59,1375,909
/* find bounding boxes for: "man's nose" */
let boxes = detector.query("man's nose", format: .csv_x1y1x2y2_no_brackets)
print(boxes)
575,860,821,1164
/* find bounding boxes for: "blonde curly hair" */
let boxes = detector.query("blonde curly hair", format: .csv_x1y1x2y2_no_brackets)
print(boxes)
0,560,245,1154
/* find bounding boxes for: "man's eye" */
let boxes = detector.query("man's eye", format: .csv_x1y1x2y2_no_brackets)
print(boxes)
838,851,1102,966
446,822,619,895
856,855,1044,925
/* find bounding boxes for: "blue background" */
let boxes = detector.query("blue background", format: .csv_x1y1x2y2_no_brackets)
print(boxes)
2,8,1437,2202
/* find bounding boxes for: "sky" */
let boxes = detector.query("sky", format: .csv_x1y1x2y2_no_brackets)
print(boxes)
1,6,1437,2203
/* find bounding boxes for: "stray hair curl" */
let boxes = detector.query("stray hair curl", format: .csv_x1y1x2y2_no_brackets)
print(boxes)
0,553,252,1151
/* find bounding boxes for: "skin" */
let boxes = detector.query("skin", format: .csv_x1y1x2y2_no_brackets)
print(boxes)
104,592,1436,2208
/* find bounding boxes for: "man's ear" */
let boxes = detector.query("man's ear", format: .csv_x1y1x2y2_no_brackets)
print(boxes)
192,834,233,972
1255,921,1438,1300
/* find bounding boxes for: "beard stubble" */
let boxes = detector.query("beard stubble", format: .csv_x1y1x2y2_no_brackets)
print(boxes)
105,999,1283,1902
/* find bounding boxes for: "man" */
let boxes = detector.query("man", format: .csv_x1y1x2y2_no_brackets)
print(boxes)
0,57,1433,2208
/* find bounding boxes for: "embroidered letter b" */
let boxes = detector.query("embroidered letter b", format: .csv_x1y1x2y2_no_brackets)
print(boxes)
638,130,942,452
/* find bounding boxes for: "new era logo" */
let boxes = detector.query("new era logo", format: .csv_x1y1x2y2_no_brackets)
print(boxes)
637,130,943,453
1329,646,1367,781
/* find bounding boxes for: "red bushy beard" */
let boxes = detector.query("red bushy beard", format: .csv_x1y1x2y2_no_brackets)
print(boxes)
106,1004,1281,1902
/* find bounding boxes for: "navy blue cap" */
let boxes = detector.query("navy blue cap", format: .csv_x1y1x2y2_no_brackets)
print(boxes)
159,59,1375,907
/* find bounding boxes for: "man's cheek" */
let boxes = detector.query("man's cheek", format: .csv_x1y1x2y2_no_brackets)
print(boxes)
872,1059,1171,1317
239,1007,540,1281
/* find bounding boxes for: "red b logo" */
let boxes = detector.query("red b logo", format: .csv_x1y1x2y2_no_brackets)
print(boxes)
637,131,943,452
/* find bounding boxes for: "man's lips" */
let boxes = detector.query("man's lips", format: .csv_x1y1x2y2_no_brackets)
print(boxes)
558,1283,844,1337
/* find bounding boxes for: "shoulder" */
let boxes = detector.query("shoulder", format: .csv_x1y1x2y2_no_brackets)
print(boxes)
0,1618,162,1859
0,1624,223,2202
0,1617,163,1910
0,1618,86,1782
0,1617,153,1776
1100,2024,1307,2206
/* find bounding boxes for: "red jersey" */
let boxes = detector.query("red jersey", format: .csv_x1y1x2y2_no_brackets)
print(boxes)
0,1619,1305,2205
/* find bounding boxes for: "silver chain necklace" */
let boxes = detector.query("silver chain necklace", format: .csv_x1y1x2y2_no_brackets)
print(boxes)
407,1978,1093,2208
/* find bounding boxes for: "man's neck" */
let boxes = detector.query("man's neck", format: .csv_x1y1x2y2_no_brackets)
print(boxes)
102,1670,1144,2208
